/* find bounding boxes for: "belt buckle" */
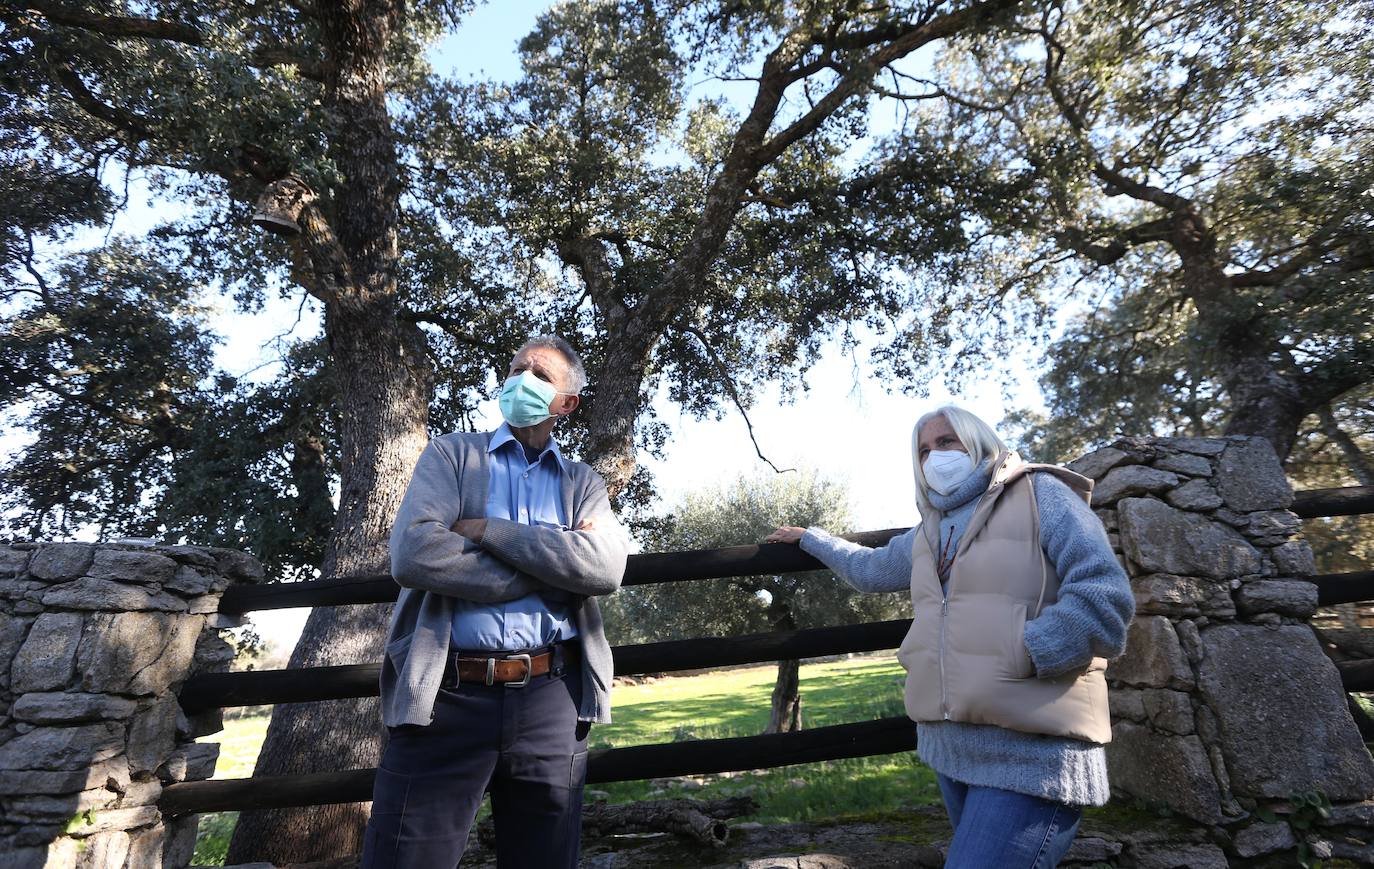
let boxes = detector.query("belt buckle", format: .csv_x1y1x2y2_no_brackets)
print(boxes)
504,653,532,688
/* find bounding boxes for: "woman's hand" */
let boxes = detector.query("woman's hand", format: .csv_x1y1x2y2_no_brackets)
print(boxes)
765,526,806,544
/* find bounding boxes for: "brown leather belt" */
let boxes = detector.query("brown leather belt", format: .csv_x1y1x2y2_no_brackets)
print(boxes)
447,643,578,688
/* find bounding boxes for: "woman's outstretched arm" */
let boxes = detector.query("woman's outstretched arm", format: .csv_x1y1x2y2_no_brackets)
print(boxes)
768,525,917,594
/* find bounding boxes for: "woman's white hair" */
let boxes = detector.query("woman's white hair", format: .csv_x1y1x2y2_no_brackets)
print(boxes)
911,405,1008,510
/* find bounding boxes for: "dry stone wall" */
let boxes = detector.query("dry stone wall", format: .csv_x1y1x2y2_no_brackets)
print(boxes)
1071,435,1374,864
0,542,262,868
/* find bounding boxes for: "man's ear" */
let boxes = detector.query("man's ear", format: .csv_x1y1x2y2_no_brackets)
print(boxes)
556,393,580,416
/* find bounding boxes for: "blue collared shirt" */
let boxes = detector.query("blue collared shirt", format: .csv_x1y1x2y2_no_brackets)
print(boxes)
450,424,579,650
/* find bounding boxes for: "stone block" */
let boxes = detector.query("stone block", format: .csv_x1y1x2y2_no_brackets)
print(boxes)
1107,722,1222,824
87,549,178,586
0,546,30,578
160,545,218,568
125,826,165,869
11,692,137,724
166,564,217,596
1107,617,1194,689
1164,479,1223,511
207,547,265,583
65,807,156,838
162,816,201,868
1068,447,1132,481
1132,842,1229,868
120,779,162,806
184,742,220,780
1247,508,1301,535
1132,574,1234,618
1323,799,1374,826
1235,579,1318,618
1272,541,1316,577
1118,498,1262,579
0,615,32,690
126,701,179,775
1109,688,1147,722
193,632,236,670
27,543,94,581
1197,623,1374,800
0,846,49,868
42,578,188,612
1093,466,1180,506
0,757,128,795
0,723,123,771
77,611,201,695
1064,837,1122,863
1153,453,1213,476
1142,689,1194,735
1157,436,1228,456
1217,439,1293,511
1232,820,1296,858
11,612,83,692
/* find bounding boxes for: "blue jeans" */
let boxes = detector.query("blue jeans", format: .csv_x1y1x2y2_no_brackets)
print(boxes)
937,773,1082,869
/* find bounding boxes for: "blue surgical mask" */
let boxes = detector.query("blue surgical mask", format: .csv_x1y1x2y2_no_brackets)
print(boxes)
498,371,565,428
923,449,975,495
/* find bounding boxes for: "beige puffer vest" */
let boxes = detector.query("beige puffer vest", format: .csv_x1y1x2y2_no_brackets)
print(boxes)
895,451,1111,744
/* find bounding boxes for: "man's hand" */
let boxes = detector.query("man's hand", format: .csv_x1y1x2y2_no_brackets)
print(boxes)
576,518,596,532
765,526,805,544
451,518,488,543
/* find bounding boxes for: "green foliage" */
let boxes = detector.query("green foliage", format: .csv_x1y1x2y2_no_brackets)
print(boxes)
603,472,905,646
1255,790,1333,869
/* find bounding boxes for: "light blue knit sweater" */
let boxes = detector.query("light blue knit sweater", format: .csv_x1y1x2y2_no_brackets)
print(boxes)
800,460,1134,806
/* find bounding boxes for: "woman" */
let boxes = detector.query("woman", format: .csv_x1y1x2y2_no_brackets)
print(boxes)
767,406,1134,868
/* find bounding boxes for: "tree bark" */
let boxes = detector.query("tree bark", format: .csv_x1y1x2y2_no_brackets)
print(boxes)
228,1,430,862
1318,405,1374,487
765,601,802,733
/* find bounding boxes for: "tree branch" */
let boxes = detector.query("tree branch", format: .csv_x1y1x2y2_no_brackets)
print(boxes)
25,0,205,45
1318,404,1374,487
678,325,795,475
47,59,149,138
1055,217,1173,266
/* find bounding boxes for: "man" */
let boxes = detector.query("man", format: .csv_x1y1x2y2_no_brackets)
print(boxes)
362,335,629,868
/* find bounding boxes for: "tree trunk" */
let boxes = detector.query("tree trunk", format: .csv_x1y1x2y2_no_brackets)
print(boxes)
765,600,801,734
1318,405,1374,487
228,1,426,861
767,657,803,734
227,309,431,864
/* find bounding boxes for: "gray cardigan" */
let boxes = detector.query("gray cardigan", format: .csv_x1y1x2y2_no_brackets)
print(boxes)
383,430,629,727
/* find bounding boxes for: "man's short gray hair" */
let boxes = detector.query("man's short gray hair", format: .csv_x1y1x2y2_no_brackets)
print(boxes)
516,335,588,394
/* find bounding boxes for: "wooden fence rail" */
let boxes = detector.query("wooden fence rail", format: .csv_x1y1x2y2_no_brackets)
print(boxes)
1292,485,1374,519
178,620,911,714
159,716,916,816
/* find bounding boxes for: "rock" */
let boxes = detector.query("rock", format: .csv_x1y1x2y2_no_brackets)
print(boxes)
120,779,162,806
1197,623,1374,800
64,806,157,838
161,816,201,869
1064,836,1122,862
1164,479,1223,511
124,827,165,869
1235,580,1317,618
193,631,236,670
1106,722,1222,824
1142,689,1194,735
1232,820,1296,857
1107,617,1195,689
26,543,95,581
1216,439,1293,511
127,701,179,775
1173,619,1203,665
1068,447,1132,481
1132,574,1234,618
1153,453,1213,477
0,758,128,796
1131,842,1229,868
1158,437,1228,456
0,723,124,771
1271,541,1316,577
1095,508,1118,531
1323,799,1374,826
159,545,218,568
1118,498,1262,579
0,546,31,578
1093,467,1180,506
0,846,49,868
11,692,137,724
42,578,188,612
207,547,266,583
12,612,83,692
167,564,217,596
1245,510,1301,544
1109,688,1147,722
184,742,220,780
87,549,178,585
77,611,201,695
0,615,32,690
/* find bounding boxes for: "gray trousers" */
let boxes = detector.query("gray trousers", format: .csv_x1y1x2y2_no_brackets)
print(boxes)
362,651,589,868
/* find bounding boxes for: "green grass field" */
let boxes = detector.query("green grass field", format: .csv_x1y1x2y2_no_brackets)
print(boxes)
191,655,940,864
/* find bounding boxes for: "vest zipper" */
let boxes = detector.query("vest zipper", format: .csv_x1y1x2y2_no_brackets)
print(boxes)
939,595,949,720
